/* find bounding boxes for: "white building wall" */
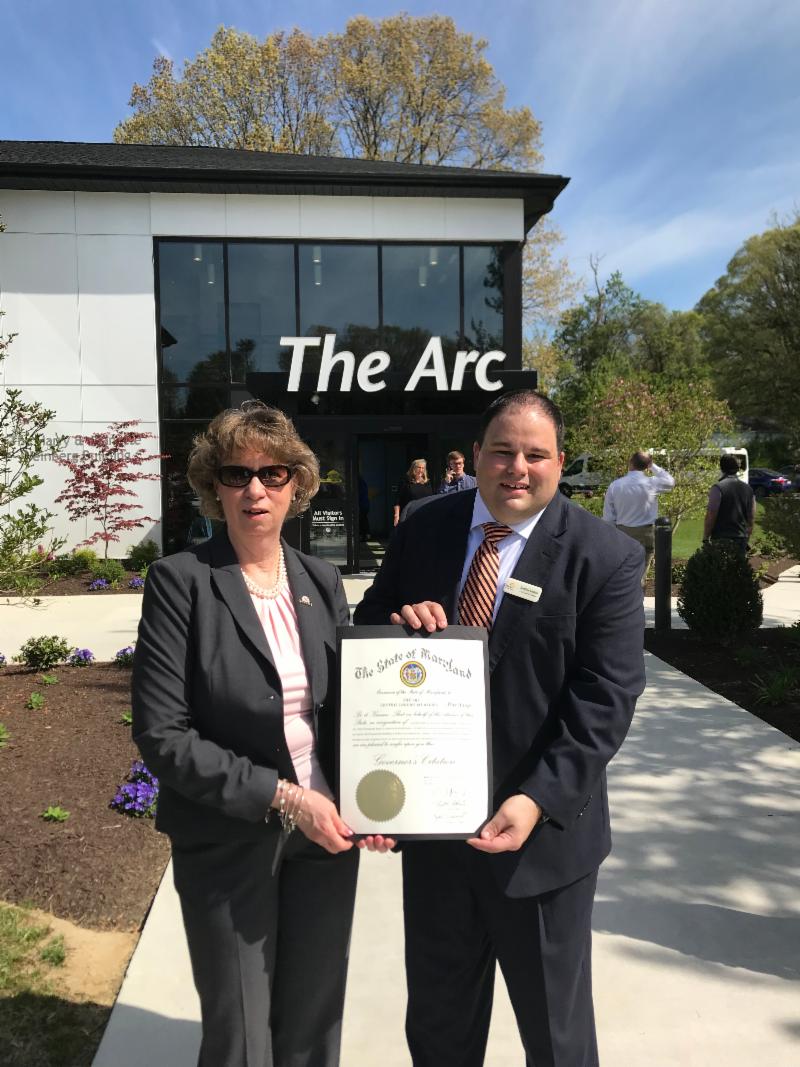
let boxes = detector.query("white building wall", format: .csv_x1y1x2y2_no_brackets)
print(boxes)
0,188,525,554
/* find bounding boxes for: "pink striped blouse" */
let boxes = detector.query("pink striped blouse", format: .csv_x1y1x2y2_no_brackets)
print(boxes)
248,583,333,799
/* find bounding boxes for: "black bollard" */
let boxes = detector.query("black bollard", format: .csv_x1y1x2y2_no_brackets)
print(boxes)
654,517,672,632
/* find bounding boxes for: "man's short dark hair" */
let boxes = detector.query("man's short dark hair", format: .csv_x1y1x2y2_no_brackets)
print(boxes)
630,451,651,471
477,390,564,452
720,454,740,475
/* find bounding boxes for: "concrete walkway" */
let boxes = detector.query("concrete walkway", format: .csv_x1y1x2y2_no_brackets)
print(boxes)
2,570,799,1064
1,565,797,661
91,653,800,1067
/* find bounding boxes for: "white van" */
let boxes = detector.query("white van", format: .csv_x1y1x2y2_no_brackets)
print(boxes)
558,453,606,496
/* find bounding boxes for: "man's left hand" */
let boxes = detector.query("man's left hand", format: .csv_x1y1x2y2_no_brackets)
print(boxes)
467,794,543,853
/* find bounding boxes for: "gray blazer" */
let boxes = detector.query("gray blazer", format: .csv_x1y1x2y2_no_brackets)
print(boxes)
132,529,349,845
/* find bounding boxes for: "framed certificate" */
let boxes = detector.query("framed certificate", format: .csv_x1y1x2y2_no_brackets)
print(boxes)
336,626,492,839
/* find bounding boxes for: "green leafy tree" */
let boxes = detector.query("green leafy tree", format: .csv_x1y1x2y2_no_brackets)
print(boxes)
116,17,541,170
579,375,733,530
697,213,800,447
552,263,712,443
0,215,66,591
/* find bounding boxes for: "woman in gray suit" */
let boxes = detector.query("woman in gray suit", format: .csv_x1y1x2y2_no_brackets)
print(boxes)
132,401,359,1067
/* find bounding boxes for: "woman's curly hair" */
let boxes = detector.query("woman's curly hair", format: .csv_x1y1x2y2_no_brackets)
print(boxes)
187,401,320,520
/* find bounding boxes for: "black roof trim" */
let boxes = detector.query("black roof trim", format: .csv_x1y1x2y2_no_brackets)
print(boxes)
0,141,568,233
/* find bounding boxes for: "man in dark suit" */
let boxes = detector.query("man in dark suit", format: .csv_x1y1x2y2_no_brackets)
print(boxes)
354,390,646,1066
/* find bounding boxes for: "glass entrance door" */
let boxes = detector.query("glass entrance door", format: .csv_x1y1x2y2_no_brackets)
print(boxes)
356,434,432,572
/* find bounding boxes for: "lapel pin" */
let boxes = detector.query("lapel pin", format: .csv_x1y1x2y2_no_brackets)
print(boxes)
299,595,312,606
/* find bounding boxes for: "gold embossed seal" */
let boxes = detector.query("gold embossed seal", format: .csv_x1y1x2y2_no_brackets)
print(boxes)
356,770,406,822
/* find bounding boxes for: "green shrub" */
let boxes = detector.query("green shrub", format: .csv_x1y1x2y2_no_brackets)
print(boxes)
48,554,86,578
72,547,98,567
88,558,126,584
0,724,10,749
760,494,800,558
671,560,688,587
10,575,41,596
14,635,71,671
25,692,45,710
127,539,160,570
749,527,788,561
677,542,763,643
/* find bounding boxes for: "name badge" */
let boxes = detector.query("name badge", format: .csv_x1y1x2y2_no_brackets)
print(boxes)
503,578,542,603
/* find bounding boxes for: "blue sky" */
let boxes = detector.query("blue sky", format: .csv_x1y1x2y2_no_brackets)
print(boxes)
3,0,798,310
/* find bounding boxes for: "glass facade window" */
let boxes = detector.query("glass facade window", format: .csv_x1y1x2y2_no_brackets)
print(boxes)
298,244,380,370
155,237,516,568
158,242,226,383
228,243,296,377
463,245,504,351
382,245,459,370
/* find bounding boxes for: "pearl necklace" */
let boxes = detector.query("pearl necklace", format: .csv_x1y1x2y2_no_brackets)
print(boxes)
241,548,288,600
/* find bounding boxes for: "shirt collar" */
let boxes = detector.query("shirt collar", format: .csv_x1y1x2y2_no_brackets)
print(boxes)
469,490,545,542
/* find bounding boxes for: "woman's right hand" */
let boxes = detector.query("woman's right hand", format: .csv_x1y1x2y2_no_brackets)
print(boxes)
298,789,355,854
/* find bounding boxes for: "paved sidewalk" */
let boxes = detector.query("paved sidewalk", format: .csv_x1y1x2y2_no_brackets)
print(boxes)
92,653,800,1066
2,569,798,1064
1,565,797,662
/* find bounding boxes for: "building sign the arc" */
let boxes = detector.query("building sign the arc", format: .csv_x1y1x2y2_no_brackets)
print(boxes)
280,335,506,394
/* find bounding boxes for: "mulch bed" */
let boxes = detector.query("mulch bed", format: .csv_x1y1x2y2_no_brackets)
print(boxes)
0,665,169,930
644,628,800,743
0,576,143,598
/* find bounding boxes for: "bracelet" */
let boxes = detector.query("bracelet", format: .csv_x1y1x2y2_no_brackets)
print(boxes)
266,778,287,825
279,783,305,834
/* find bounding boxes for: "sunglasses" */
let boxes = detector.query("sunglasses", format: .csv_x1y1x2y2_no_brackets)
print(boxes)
217,464,294,488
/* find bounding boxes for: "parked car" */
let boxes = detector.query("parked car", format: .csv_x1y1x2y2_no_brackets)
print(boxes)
778,465,800,492
748,468,793,499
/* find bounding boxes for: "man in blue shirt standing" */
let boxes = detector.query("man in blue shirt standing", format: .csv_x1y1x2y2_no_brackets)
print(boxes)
438,450,477,494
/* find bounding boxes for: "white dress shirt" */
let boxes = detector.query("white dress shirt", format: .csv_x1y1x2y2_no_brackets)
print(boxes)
459,491,547,623
602,465,675,527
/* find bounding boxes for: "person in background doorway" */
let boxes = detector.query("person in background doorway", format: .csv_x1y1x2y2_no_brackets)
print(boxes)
394,458,433,526
704,453,756,556
438,450,478,494
602,451,675,578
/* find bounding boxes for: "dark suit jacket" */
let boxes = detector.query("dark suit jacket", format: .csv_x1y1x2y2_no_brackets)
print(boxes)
353,489,645,897
132,529,349,845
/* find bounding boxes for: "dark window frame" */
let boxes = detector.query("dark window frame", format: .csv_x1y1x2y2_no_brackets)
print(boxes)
154,237,515,392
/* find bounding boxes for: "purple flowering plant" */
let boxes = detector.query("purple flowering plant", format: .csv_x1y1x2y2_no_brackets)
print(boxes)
68,647,95,666
0,653,6,668
115,645,136,667
110,759,158,818
128,576,145,590
88,578,110,592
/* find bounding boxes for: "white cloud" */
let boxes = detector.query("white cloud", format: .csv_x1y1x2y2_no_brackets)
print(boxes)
151,38,174,63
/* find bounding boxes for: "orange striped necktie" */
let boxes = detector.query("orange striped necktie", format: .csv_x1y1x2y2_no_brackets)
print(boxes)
458,522,513,631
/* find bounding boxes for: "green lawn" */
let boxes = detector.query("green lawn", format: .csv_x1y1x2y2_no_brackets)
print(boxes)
671,514,766,560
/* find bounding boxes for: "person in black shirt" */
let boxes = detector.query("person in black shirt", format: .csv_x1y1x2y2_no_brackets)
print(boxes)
703,454,756,555
393,458,433,525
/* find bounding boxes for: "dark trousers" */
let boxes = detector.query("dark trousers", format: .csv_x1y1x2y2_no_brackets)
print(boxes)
710,535,749,558
402,841,598,1067
172,830,359,1067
